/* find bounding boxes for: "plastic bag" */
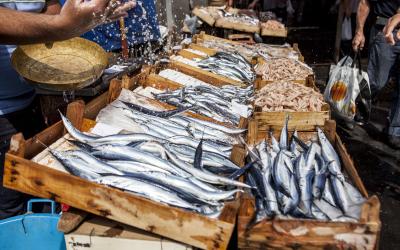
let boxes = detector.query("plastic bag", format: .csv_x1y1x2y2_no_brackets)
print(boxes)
341,17,352,41
324,54,370,122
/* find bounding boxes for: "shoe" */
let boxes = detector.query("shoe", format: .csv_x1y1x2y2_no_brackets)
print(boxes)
387,135,400,149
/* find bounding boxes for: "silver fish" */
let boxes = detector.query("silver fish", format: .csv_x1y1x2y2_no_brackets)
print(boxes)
91,144,190,177
97,175,204,213
317,128,344,181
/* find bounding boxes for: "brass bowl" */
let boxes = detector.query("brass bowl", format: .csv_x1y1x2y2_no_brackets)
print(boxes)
11,37,108,91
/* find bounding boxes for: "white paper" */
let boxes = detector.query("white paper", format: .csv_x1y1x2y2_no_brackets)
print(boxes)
91,122,122,136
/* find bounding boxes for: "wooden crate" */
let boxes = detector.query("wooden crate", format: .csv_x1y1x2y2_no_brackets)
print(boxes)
192,7,218,26
239,120,381,249
254,60,314,90
166,59,246,87
293,43,305,63
252,76,329,132
138,71,249,129
215,18,260,34
261,27,288,38
4,114,245,250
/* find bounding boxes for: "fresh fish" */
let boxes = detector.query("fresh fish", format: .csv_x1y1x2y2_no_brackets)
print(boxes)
295,155,315,216
313,198,343,220
228,161,256,180
313,161,329,199
167,135,231,157
272,152,292,198
317,128,344,182
63,150,125,175
329,176,350,214
263,164,280,215
162,146,251,188
60,112,164,145
91,144,190,177
279,116,289,150
280,175,300,214
97,175,205,213
50,149,100,181
194,138,204,170
269,132,280,153
105,160,172,175
121,101,191,118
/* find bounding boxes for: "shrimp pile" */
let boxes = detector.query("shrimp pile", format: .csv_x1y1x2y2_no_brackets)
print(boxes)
255,58,313,81
254,81,325,112
261,20,285,30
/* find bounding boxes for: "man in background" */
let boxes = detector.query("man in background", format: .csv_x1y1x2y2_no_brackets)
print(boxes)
353,0,400,148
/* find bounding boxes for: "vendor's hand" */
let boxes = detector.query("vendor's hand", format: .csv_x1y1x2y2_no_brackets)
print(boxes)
383,14,400,45
352,31,365,51
56,0,136,37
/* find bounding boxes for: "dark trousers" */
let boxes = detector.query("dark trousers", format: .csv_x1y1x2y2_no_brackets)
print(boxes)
0,98,45,220
367,26,400,136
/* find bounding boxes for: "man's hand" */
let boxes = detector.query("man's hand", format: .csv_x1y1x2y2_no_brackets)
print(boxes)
56,0,136,38
352,31,365,51
383,13,400,45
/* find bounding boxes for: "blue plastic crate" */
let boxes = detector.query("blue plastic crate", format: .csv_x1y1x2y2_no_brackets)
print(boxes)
0,199,66,250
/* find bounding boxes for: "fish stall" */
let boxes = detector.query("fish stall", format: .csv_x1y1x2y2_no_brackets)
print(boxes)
3,69,249,250
2,29,381,250
192,6,287,37
238,119,381,249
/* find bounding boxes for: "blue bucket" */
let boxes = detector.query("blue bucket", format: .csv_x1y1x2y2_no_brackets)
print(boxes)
0,199,66,250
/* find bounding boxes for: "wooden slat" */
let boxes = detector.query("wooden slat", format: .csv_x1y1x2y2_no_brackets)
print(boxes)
24,121,64,159
261,27,288,38
108,79,123,104
178,50,207,60
335,134,369,198
192,7,216,26
293,43,305,62
168,60,245,87
9,133,25,157
84,91,109,120
57,207,89,233
65,100,85,133
3,153,235,250
144,74,182,90
189,44,217,56
215,18,260,34
254,111,330,132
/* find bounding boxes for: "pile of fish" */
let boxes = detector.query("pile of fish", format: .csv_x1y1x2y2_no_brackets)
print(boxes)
198,40,256,61
255,43,300,60
219,13,260,26
197,52,255,83
261,20,285,31
253,81,325,112
246,118,366,224
255,58,313,81
50,112,251,217
153,84,254,125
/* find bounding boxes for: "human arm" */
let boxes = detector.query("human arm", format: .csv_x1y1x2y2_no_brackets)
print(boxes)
383,12,400,45
0,0,135,44
352,0,370,51
42,0,62,15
